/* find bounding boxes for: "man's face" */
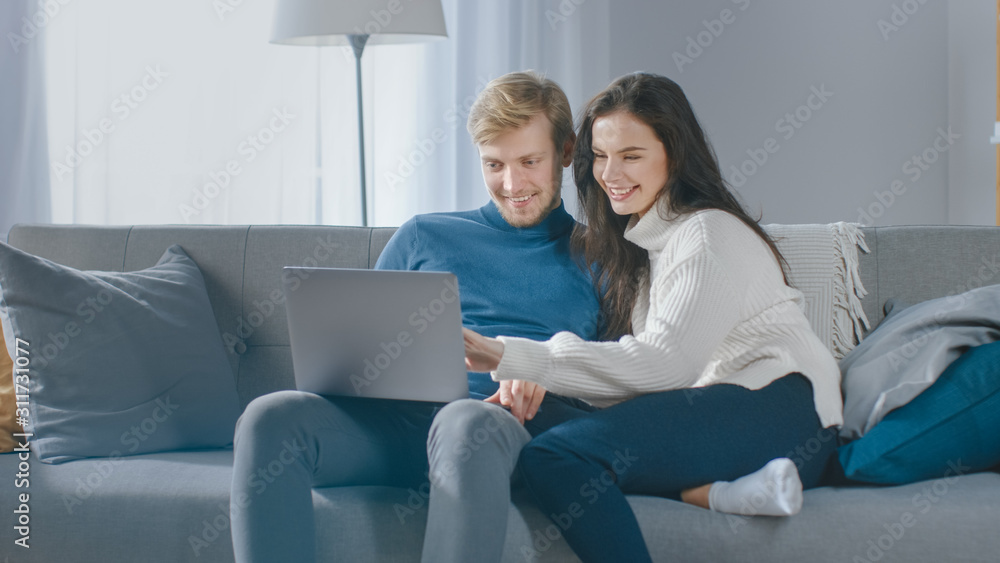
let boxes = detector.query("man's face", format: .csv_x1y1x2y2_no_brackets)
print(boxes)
478,114,573,228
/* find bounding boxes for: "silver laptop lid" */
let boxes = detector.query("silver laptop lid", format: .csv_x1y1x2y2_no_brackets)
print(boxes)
282,267,468,403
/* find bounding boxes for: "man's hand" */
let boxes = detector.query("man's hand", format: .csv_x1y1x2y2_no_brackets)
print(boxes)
463,327,505,372
485,380,547,424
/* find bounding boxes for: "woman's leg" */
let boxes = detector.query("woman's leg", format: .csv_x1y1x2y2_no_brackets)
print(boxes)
516,374,835,563
230,390,436,563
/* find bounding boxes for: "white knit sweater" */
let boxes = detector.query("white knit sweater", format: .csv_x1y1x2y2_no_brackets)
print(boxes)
494,208,844,429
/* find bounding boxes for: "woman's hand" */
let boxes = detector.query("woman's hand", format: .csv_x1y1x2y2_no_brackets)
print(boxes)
485,379,547,424
463,327,547,424
463,327,505,372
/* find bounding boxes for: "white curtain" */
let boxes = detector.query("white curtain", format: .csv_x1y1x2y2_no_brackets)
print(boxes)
37,0,609,228
0,1,51,240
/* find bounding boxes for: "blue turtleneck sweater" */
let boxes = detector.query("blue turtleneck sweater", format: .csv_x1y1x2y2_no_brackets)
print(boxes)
374,200,601,397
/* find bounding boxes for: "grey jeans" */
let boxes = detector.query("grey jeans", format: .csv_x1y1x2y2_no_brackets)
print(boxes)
229,389,594,563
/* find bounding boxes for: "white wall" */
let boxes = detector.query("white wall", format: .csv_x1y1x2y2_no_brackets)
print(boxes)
948,0,997,226
604,0,995,226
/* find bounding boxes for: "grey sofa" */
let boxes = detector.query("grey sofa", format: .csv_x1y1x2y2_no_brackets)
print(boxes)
1,222,999,563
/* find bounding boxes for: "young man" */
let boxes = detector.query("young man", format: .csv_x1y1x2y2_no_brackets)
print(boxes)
229,71,603,563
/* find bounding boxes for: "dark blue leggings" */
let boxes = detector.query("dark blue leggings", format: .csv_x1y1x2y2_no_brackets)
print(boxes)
516,373,837,563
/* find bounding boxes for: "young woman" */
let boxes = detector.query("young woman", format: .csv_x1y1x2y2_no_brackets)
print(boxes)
463,73,843,562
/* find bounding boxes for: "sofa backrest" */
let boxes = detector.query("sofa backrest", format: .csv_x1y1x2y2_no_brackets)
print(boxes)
856,225,1000,329
7,223,1000,409
6,224,395,409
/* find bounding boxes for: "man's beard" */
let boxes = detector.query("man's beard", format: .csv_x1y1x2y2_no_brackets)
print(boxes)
494,165,563,228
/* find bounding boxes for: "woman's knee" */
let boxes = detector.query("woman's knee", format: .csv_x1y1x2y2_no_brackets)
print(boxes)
789,425,839,488
516,432,578,481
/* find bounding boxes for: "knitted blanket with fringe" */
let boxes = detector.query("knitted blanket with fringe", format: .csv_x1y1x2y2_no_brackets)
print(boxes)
763,222,870,360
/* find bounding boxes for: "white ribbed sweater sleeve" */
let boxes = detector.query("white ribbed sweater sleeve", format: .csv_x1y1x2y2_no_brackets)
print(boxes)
493,222,744,401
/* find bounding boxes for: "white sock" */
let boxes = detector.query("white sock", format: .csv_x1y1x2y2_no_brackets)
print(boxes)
707,458,803,517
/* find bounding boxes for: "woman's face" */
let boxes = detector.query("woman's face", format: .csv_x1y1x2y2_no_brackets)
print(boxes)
591,111,669,217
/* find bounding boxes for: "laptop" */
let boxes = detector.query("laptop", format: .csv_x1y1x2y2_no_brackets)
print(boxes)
282,267,469,403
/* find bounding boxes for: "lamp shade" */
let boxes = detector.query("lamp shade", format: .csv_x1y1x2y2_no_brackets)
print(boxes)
270,0,447,45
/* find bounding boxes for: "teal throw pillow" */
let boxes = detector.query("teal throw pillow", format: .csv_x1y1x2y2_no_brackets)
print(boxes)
838,341,1000,484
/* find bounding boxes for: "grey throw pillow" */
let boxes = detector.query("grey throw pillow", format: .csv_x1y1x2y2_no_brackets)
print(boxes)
0,242,241,463
838,285,1000,440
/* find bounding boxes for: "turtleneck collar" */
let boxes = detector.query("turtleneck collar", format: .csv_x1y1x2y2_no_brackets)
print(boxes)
479,199,576,239
623,201,690,252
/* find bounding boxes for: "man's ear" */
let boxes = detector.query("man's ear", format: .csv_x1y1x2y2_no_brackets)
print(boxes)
561,132,576,167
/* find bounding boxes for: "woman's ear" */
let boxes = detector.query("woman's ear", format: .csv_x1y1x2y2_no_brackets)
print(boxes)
561,131,576,167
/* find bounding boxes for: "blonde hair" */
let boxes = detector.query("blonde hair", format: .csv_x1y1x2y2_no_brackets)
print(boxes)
467,71,573,151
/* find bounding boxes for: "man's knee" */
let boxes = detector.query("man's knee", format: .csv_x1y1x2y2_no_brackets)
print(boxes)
428,399,527,460
235,390,320,447
430,399,514,439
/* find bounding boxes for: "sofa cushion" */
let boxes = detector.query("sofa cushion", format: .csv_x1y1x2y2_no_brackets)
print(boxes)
0,243,241,463
838,341,1000,485
0,450,238,562
2,449,998,563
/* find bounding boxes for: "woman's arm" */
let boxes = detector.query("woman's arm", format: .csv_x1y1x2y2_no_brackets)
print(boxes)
493,247,744,401
465,328,547,423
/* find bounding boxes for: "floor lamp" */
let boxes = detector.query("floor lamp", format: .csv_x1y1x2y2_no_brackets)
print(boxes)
270,0,447,226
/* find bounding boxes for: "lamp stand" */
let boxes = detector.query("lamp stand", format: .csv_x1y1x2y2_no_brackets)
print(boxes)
349,34,369,226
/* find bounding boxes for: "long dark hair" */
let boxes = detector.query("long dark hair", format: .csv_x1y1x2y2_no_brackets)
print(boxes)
572,73,788,340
